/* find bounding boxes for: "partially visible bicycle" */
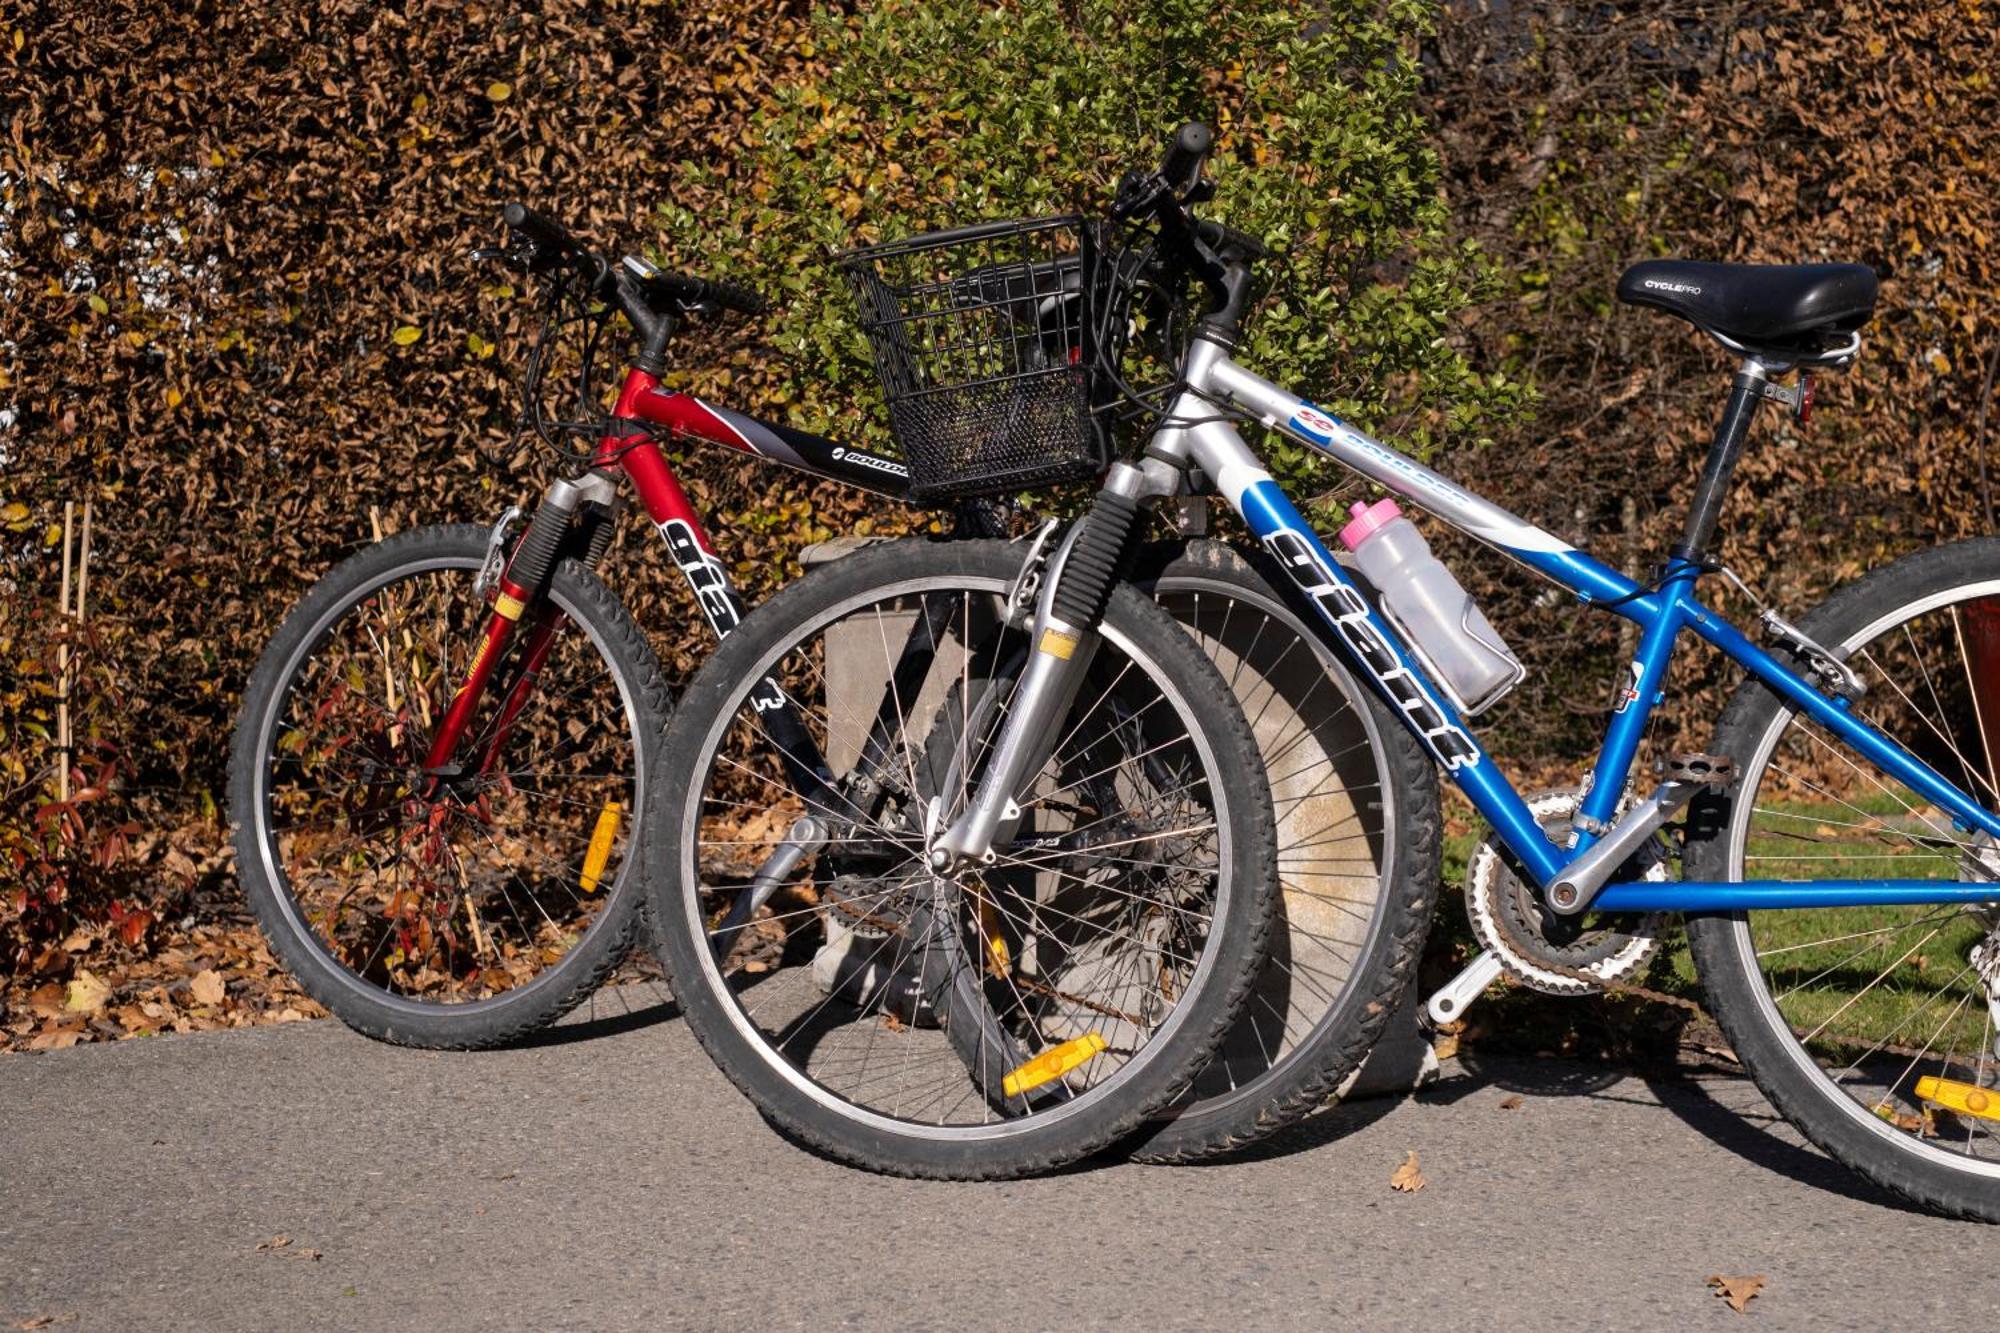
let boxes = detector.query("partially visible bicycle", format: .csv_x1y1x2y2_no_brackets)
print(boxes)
649,122,2000,1214
228,204,961,1049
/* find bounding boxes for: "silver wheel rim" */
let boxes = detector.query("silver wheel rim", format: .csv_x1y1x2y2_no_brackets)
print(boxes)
676,568,1240,1142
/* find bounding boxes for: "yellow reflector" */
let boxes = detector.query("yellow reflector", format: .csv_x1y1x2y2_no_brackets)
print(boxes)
976,893,1009,973
493,591,526,621
1038,628,1078,660
1915,1075,2000,1122
1002,1032,1106,1099
579,801,622,893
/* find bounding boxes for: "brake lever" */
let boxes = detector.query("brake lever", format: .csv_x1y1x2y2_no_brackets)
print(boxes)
1111,170,1164,222
468,246,514,265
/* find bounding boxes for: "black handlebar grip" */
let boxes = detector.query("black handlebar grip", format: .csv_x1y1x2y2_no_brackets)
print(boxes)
694,277,768,318
663,273,767,318
501,202,576,256
1196,218,1268,261
1161,122,1214,193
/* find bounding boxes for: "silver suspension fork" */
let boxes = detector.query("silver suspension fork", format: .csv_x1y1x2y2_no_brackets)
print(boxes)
928,525,1099,868
928,461,1177,870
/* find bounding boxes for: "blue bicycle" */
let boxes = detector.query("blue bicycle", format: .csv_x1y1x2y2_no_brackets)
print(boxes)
644,125,2000,1216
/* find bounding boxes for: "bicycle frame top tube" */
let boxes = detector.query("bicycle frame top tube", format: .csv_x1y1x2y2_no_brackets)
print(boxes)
600,367,914,512
1152,338,2000,906
561,366,918,643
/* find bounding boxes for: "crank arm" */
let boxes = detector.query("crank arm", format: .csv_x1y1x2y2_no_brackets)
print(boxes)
1426,950,1504,1026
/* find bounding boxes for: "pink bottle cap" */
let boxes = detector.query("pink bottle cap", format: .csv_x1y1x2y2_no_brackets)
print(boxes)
1337,498,1402,551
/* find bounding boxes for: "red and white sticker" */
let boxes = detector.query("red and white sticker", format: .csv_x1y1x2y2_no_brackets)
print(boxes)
1288,404,1341,444
1613,660,1644,713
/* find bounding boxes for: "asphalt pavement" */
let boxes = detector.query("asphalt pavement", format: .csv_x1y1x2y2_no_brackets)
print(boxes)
3,982,1994,1331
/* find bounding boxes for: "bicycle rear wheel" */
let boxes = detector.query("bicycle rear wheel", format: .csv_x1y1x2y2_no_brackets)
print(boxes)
644,537,1275,1178
1687,538,2000,1220
1128,541,1440,1160
229,524,667,1048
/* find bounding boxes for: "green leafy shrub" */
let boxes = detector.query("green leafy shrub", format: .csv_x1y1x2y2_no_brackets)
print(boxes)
657,0,1527,493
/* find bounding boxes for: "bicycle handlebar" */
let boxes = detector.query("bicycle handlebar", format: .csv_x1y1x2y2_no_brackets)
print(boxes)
501,202,604,290
1160,122,1214,196
498,202,766,319
1110,123,1264,325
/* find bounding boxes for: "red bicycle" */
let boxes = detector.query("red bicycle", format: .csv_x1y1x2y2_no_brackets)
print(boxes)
226,204,963,1048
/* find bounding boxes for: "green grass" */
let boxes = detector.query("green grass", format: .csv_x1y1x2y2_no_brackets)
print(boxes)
1722,789,1991,1063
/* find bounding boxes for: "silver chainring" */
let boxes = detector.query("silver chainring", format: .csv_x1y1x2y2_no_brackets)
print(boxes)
1465,788,1669,996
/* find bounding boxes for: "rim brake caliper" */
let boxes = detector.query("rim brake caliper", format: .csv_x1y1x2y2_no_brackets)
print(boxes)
474,505,525,600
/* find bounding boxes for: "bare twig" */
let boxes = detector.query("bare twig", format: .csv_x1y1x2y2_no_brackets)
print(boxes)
369,507,403,748
56,501,73,803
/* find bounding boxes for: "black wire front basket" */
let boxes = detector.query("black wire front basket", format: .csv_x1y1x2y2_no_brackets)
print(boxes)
840,216,1138,503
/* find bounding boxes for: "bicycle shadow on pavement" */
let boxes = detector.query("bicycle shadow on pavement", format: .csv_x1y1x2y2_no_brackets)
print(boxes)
1629,1065,1922,1215
510,979,682,1049
1449,1045,1922,1215
1184,1045,1924,1215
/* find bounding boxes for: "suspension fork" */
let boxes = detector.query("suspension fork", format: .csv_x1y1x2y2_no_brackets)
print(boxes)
929,462,1173,869
422,474,618,794
470,604,565,784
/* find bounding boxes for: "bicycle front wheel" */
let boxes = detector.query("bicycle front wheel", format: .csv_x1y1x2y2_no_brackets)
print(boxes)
644,537,1275,1179
229,523,668,1048
1687,538,2000,1220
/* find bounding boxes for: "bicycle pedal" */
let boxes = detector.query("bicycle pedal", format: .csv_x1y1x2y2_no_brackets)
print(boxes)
1658,752,1736,791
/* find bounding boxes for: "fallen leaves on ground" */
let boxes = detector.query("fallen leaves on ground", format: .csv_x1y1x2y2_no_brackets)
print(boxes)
3,916,330,1054
12,1315,78,1329
1708,1275,1766,1313
1389,1150,1426,1193
1498,1094,1525,1110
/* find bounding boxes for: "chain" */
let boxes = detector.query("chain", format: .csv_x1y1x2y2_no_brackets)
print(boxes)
1478,886,1712,1019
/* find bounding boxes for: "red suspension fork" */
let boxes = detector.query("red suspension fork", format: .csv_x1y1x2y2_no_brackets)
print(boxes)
420,473,617,789
422,581,534,785
472,605,565,780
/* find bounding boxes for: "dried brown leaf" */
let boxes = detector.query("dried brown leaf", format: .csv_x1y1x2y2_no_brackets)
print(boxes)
189,969,226,1007
1389,1150,1426,1193
1708,1275,1766,1313
26,983,66,1020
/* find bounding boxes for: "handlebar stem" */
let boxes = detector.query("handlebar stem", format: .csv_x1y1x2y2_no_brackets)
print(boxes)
609,268,676,374
1197,263,1256,344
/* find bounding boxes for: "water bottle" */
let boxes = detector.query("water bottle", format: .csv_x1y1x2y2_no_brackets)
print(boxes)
1338,498,1524,715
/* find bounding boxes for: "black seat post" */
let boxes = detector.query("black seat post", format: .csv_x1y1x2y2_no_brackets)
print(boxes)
1672,360,1772,566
